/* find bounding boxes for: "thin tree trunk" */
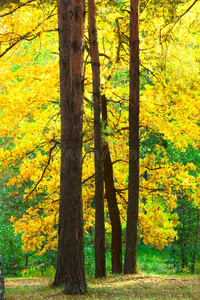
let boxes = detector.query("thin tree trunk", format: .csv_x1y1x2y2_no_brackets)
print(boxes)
25,253,28,269
9,240,16,276
191,211,199,274
0,257,6,300
53,0,87,294
180,219,188,270
124,0,140,274
88,0,106,278
102,94,122,274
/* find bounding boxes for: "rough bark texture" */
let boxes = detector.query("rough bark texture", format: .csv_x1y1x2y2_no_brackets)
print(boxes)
102,94,122,274
53,0,87,294
124,0,140,274
0,257,6,300
88,0,106,278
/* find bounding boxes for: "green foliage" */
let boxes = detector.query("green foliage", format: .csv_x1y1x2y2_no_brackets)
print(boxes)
0,167,33,277
84,232,112,277
110,68,129,88
21,265,55,278
84,233,95,277
137,244,176,275
84,233,176,277
168,197,200,274
166,144,200,173
0,216,24,277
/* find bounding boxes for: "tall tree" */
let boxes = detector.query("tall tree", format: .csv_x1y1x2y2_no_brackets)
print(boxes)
102,94,122,274
124,0,140,274
0,257,6,300
52,0,87,294
88,0,106,278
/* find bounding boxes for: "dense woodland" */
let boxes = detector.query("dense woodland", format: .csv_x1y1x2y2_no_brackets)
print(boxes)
0,0,200,297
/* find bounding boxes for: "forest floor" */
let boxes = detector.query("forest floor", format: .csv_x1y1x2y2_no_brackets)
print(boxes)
5,274,200,300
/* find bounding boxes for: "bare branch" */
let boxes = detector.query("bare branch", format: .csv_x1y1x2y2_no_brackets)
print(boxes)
0,6,57,58
139,185,164,192
0,0,36,18
24,141,59,201
82,173,95,185
115,189,128,204
162,0,199,40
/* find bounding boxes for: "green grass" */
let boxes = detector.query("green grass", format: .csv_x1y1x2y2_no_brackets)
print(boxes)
137,244,176,275
84,243,176,277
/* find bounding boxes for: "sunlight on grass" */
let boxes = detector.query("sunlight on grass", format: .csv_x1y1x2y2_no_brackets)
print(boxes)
5,274,200,300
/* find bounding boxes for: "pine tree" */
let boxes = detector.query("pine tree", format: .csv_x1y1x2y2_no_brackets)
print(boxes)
52,0,87,294
124,0,140,274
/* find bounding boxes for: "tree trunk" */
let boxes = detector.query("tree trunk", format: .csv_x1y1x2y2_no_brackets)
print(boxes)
53,0,87,294
88,0,106,278
124,0,140,274
9,240,16,276
191,211,199,274
102,94,122,274
25,253,28,269
0,257,6,300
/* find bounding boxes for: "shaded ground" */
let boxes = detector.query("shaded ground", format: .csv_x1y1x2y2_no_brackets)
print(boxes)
5,274,200,299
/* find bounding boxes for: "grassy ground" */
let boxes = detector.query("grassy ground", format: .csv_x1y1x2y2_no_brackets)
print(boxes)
4,245,200,299
5,274,200,300
137,244,176,275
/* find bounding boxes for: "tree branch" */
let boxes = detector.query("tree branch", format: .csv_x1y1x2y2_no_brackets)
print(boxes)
24,141,59,201
0,6,57,58
162,0,199,40
82,173,95,185
0,0,36,18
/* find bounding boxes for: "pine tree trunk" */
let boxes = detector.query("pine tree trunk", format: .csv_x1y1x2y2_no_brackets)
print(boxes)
102,94,122,274
53,0,87,294
88,0,106,278
0,257,6,300
124,0,140,274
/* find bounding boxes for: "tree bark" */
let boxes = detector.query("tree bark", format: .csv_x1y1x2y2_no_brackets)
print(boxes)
53,0,87,294
102,94,122,274
124,0,140,274
0,257,6,300
88,0,106,278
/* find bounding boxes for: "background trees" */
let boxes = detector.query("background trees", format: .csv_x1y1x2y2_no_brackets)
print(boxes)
0,0,199,285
